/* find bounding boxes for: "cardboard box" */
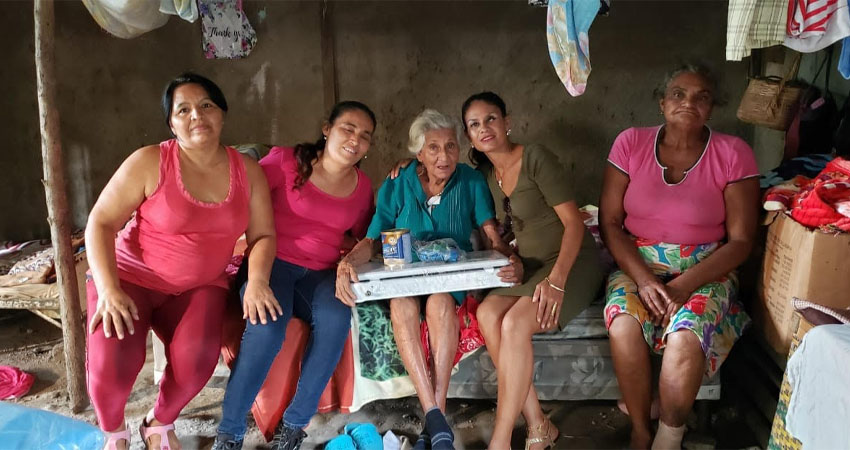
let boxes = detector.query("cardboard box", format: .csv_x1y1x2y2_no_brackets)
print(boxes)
754,212,850,355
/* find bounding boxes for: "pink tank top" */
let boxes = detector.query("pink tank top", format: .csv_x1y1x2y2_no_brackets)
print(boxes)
114,139,251,294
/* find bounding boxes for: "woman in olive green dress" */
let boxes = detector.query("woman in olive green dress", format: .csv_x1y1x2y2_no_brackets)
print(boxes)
463,92,603,450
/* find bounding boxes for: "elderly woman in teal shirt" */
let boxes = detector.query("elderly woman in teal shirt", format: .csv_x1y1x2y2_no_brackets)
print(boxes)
337,109,521,450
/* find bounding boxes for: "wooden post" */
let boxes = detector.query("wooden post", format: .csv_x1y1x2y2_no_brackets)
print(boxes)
34,0,88,412
320,0,338,112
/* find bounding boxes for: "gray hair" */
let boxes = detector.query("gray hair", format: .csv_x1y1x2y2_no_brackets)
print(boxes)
407,109,464,155
653,62,727,106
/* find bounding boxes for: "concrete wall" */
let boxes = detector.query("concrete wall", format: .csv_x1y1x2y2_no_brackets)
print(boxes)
1,1,750,241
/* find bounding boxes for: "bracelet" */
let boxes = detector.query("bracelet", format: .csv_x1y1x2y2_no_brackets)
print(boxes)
544,276,565,293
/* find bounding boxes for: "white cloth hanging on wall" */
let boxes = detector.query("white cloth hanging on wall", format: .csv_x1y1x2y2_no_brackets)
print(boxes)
81,0,169,39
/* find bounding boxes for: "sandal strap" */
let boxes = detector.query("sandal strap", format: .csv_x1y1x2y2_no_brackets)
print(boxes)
139,422,176,450
105,428,131,450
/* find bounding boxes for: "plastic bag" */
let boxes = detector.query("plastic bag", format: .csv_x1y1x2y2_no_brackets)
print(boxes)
0,402,105,449
413,238,464,262
81,0,169,39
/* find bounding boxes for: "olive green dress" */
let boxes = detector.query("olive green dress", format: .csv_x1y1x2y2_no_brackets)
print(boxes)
482,144,603,327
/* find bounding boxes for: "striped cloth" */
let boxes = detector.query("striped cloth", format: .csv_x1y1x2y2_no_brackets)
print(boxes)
784,0,850,52
788,0,841,38
727,0,788,61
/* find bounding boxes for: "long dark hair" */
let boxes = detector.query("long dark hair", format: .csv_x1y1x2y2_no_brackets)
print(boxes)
161,72,228,128
294,101,377,188
461,91,507,168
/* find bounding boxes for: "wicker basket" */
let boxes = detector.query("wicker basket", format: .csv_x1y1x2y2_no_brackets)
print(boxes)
737,53,803,131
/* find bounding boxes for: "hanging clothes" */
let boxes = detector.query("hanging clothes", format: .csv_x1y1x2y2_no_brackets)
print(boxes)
546,0,605,96
784,0,850,53
726,0,788,61
159,0,198,23
81,0,169,39
199,0,258,59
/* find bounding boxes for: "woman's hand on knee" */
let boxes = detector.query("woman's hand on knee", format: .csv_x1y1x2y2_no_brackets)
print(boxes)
243,279,281,325
89,286,139,339
636,278,670,326
532,279,564,330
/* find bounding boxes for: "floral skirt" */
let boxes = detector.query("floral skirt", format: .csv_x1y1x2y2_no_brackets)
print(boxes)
603,238,750,376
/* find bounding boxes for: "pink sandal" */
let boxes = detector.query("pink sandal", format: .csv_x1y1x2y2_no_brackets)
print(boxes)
103,427,130,450
139,419,176,450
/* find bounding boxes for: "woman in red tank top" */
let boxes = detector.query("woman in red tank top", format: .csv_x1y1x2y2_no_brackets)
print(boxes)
84,73,276,450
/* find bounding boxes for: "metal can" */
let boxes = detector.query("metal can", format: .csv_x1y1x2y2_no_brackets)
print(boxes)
381,228,412,266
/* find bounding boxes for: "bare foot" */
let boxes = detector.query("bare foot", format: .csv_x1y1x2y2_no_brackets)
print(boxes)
142,416,181,450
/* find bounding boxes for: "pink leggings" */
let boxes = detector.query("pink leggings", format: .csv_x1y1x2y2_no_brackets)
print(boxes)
85,278,227,431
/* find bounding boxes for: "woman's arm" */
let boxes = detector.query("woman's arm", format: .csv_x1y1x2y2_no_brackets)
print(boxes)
85,146,159,339
665,178,759,303
599,165,668,324
335,237,380,306
534,200,585,329
240,156,280,325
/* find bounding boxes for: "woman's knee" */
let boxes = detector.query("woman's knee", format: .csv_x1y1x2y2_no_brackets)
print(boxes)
664,330,704,361
499,304,537,341
390,297,420,323
425,294,455,324
608,314,643,341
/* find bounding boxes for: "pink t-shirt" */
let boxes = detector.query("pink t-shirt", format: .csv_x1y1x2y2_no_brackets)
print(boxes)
260,146,374,271
115,139,251,294
607,126,759,245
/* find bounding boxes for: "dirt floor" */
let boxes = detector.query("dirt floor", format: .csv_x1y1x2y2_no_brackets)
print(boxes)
1,310,762,449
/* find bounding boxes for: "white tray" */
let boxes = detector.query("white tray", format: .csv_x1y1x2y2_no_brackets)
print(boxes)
351,250,513,302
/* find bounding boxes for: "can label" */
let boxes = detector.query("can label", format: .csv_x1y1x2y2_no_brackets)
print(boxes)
381,228,412,266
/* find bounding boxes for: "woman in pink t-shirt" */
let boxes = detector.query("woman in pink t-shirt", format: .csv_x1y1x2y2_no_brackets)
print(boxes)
599,65,759,449
214,102,376,450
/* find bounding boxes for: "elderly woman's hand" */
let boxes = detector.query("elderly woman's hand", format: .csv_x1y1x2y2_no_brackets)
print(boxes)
243,279,282,325
88,286,139,339
497,253,523,285
636,278,671,326
335,258,360,307
533,275,565,330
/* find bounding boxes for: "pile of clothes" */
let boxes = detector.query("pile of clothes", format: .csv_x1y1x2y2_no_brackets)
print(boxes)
763,157,850,232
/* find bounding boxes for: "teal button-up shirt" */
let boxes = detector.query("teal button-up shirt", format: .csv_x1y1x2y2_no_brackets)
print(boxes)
366,161,496,253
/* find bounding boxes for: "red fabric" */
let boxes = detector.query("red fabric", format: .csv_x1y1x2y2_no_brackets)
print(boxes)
220,299,354,442
0,366,34,399
114,139,251,294
763,157,850,232
420,296,486,370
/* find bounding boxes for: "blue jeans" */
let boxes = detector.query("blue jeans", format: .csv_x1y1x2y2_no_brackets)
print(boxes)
218,258,351,437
